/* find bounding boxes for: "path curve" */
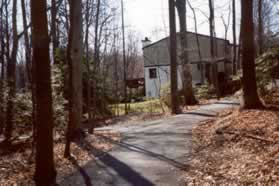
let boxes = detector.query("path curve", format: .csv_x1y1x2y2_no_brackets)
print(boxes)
60,99,239,186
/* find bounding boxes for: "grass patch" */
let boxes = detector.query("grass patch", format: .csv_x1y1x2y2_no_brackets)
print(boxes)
110,99,168,116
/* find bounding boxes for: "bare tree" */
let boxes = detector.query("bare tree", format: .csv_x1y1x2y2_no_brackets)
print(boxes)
5,0,19,143
241,0,263,109
31,0,57,184
65,0,83,157
221,4,231,60
0,0,5,134
176,0,198,105
186,0,203,84
208,0,220,97
169,0,180,114
121,0,128,114
84,0,93,132
258,0,264,55
51,0,59,63
21,0,37,152
232,0,237,74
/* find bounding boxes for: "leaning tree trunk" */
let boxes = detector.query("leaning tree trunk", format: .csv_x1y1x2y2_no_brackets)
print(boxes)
64,0,83,157
176,0,198,105
31,0,57,184
241,0,263,109
5,0,18,143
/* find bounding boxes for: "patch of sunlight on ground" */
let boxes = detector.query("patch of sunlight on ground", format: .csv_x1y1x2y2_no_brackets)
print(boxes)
109,99,169,116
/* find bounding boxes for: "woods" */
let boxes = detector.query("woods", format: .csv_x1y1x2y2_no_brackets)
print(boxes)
0,0,278,185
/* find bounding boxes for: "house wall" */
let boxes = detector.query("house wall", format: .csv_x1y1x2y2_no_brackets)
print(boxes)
145,64,205,98
143,32,232,67
143,32,234,98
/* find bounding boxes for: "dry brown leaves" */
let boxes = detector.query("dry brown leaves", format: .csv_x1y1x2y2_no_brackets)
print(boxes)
0,131,120,185
184,107,279,185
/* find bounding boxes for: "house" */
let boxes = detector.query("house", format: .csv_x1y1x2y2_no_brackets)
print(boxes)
142,32,234,98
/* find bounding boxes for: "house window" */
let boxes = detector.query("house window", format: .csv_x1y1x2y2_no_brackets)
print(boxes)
149,68,157,79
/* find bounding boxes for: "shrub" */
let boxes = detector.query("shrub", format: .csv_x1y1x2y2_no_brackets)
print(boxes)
160,83,184,108
256,47,279,96
160,83,171,108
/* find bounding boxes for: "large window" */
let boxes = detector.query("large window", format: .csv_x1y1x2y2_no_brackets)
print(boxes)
149,68,157,79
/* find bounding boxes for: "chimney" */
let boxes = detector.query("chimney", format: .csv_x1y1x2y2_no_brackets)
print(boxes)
142,37,152,48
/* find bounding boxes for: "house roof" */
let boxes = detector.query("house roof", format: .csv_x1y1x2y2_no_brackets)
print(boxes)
142,31,231,50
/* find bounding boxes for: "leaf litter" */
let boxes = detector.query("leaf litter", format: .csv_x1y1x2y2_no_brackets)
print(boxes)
184,103,279,185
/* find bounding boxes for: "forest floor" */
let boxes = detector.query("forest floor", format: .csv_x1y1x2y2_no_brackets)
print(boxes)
184,88,279,185
0,130,120,185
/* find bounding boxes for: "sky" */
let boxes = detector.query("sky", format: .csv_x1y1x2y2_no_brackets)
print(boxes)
124,0,241,43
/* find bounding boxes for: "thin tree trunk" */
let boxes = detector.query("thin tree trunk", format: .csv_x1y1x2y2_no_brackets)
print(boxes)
176,0,197,105
5,0,18,142
169,0,180,114
51,0,58,64
21,0,32,86
208,0,220,98
241,0,263,109
0,0,5,134
64,0,83,157
91,0,101,119
31,0,57,184
237,25,243,70
21,0,37,153
121,0,128,115
232,0,237,75
85,0,93,133
258,0,264,55
186,0,203,84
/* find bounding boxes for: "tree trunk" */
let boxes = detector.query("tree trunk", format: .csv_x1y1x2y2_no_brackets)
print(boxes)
85,0,93,133
5,0,18,142
176,0,198,106
186,0,203,84
208,0,220,98
237,24,243,70
232,0,237,75
121,0,128,115
21,0,37,151
241,0,263,109
258,0,264,55
65,0,83,157
31,0,57,184
168,0,180,114
21,0,32,86
51,0,58,64
0,0,5,134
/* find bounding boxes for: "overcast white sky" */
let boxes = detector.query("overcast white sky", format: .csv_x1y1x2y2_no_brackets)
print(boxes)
124,0,241,43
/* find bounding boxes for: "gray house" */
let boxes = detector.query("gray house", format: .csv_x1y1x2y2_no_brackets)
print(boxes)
142,32,234,98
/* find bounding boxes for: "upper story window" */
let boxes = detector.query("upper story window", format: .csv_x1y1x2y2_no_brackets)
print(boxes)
149,68,157,79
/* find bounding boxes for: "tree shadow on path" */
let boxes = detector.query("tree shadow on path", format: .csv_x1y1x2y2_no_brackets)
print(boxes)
68,156,93,186
75,138,155,186
94,134,190,171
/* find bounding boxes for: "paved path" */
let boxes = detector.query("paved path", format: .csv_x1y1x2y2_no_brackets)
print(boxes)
60,99,239,186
